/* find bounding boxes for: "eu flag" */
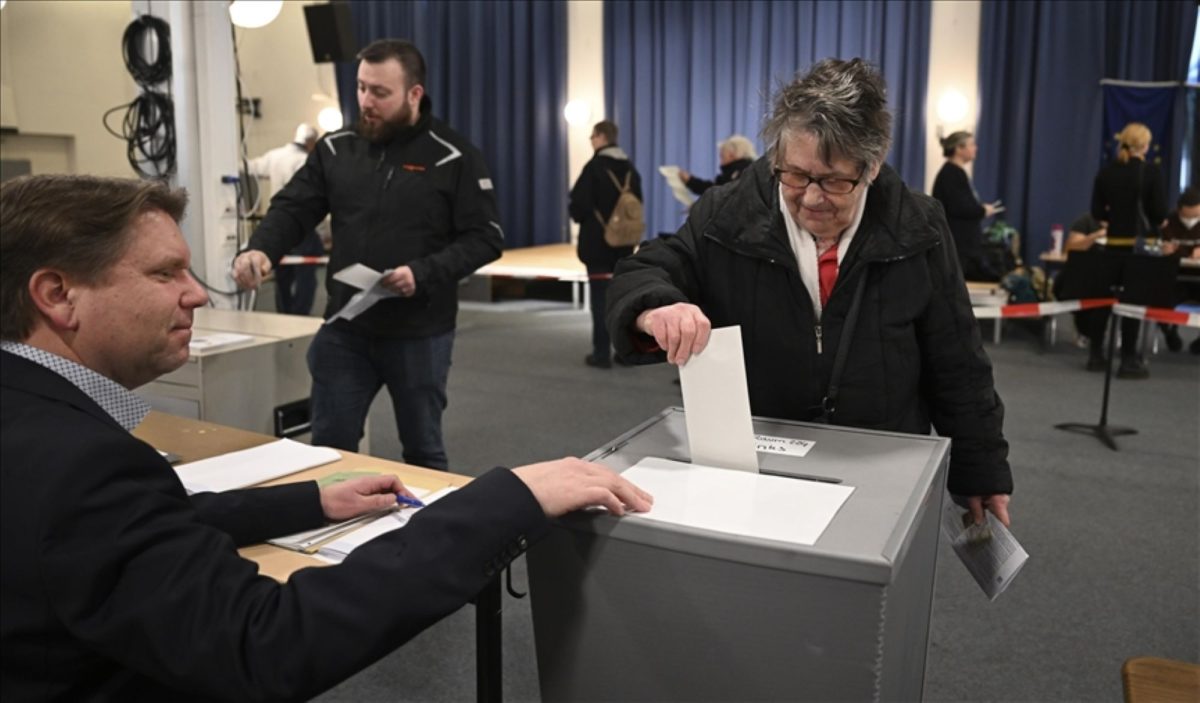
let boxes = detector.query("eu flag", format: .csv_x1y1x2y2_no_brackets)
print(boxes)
1101,83,1178,170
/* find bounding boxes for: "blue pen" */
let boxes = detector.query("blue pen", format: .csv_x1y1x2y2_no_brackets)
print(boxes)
396,493,426,509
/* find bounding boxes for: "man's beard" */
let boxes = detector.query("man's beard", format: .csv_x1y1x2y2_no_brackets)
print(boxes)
357,101,413,144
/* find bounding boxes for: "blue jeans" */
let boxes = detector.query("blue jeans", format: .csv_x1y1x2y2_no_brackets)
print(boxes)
307,323,454,469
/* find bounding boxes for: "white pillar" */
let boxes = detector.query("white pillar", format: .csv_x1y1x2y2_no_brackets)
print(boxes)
131,1,242,308
925,1,982,194
566,1,605,245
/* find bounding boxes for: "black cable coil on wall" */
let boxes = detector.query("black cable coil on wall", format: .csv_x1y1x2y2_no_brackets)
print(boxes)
103,14,176,178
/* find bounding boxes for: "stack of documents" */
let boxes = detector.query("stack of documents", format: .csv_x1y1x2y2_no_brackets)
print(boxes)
188,332,254,352
175,439,342,494
281,486,459,564
268,486,433,553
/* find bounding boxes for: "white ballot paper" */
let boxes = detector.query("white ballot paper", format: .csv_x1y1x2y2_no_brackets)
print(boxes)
623,457,853,546
175,439,341,494
316,486,458,563
940,495,1029,601
658,165,696,207
679,325,759,472
326,263,399,324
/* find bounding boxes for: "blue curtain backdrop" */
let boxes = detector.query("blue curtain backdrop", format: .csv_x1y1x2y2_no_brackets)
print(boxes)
975,0,1196,262
332,1,568,249
604,0,931,239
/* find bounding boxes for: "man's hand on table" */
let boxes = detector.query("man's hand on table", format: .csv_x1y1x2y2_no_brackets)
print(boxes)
320,475,421,522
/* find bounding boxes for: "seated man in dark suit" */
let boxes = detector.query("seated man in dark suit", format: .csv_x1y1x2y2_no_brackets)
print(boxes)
0,174,651,702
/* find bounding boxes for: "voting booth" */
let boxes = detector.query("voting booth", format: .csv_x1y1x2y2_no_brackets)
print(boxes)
527,407,949,702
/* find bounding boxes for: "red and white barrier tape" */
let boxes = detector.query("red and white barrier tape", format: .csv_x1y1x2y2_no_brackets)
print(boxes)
971,298,1117,319
279,255,330,265
1113,303,1200,329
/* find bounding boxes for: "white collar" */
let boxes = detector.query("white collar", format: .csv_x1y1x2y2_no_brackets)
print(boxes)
780,184,868,319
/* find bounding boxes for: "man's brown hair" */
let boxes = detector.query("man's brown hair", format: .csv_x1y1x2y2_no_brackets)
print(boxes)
592,120,619,145
0,174,188,341
357,39,427,90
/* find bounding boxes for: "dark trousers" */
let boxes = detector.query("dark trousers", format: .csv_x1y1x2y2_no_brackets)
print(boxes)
1075,308,1142,360
587,269,611,360
274,230,324,316
306,323,454,469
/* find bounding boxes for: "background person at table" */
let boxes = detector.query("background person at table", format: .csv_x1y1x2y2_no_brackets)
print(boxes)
233,40,503,469
1056,212,1145,371
607,58,1012,527
677,134,757,197
932,130,1002,282
0,174,651,702
1159,187,1200,354
1088,122,1168,378
569,119,643,369
246,123,325,316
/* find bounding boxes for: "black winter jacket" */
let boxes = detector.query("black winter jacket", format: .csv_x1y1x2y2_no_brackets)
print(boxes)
685,157,754,196
248,103,503,338
608,158,1012,496
1091,158,1167,239
569,145,643,272
931,161,986,259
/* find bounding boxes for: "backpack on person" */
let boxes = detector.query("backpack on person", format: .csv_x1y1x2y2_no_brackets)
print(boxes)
594,169,645,247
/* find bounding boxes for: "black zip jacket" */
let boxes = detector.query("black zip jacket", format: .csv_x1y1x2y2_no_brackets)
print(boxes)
248,104,503,338
607,157,1012,497
685,157,754,196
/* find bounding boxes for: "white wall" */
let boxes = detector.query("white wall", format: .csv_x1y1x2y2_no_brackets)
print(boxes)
566,1,605,242
924,1,982,193
0,0,136,177
235,2,340,161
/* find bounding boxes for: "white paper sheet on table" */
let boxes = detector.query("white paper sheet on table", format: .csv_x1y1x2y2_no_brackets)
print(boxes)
188,332,254,352
326,264,399,323
175,439,341,494
658,165,696,207
678,325,759,472
623,457,853,546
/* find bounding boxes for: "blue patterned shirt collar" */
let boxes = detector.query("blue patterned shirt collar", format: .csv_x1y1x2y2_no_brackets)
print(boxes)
1,341,150,432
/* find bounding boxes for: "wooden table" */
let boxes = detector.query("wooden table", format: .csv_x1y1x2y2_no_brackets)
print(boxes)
132,411,501,702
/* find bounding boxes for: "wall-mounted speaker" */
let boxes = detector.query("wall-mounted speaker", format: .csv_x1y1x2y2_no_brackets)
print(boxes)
303,2,357,64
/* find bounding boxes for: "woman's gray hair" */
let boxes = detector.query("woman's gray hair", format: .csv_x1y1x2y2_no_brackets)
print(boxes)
761,58,892,171
718,134,758,160
940,131,973,158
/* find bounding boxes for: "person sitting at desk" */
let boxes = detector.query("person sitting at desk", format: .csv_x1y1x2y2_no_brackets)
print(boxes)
607,59,1012,528
1057,212,1152,374
0,174,652,701
677,134,757,197
1160,187,1200,354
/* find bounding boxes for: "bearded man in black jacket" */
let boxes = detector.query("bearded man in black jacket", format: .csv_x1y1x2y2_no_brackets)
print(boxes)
234,39,501,470
608,58,1013,528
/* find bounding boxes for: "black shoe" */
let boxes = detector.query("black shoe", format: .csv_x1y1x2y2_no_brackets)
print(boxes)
1191,337,1200,355
1116,358,1150,379
1162,326,1183,352
1085,356,1106,372
584,354,611,369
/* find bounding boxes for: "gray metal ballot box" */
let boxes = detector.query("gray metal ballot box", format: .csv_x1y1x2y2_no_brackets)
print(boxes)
527,407,949,702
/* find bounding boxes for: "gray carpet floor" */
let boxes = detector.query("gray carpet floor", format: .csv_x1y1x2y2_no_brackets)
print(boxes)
308,301,1199,703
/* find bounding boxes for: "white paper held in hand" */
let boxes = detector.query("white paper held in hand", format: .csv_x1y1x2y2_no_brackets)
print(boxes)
678,325,759,472
326,264,400,324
